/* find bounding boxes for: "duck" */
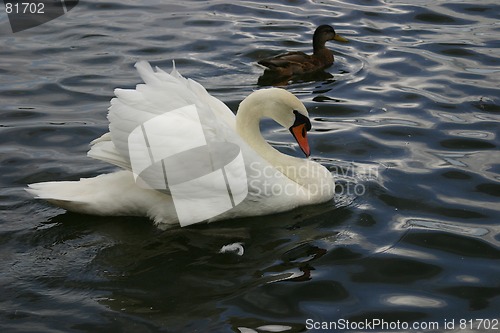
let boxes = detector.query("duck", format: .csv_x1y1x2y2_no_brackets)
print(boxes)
27,61,335,229
258,25,348,79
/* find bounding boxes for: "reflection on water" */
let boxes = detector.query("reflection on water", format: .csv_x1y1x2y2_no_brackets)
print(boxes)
0,0,499,331
258,69,334,87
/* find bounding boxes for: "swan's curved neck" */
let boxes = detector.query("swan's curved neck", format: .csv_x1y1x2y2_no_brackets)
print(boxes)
235,91,335,202
235,102,307,185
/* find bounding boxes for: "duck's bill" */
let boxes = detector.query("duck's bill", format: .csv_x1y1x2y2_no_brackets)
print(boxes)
290,123,311,157
333,34,348,42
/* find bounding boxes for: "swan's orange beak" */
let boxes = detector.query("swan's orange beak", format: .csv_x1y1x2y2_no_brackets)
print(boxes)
290,123,310,157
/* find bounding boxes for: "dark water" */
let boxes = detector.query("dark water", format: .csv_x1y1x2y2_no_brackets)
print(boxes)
1,1,499,332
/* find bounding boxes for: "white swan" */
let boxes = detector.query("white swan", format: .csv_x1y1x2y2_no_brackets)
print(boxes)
27,61,335,228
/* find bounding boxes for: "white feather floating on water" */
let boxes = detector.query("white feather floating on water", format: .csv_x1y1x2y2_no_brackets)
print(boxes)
219,242,244,256
237,325,293,333
257,325,293,332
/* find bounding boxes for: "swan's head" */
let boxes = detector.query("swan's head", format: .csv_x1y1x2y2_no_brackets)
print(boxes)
237,88,312,157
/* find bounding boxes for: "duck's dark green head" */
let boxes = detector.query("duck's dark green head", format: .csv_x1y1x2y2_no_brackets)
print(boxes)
314,25,348,47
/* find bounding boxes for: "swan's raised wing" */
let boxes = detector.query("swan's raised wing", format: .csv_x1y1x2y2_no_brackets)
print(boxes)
88,61,237,169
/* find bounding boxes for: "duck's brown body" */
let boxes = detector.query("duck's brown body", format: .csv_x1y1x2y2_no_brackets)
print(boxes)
258,25,347,78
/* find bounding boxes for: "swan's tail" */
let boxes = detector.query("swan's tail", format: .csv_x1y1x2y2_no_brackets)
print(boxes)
26,171,177,226
27,176,104,215
26,171,144,216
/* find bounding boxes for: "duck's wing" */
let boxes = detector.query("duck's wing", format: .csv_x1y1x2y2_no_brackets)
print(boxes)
258,51,312,69
88,61,238,170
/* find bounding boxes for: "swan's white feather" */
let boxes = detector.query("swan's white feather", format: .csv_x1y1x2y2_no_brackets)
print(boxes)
87,140,129,170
